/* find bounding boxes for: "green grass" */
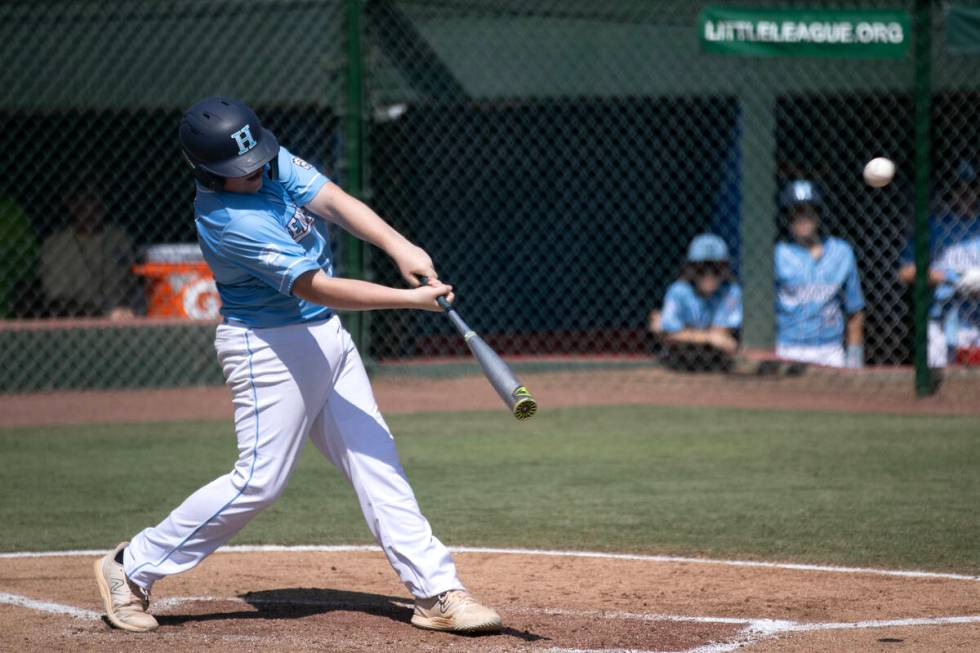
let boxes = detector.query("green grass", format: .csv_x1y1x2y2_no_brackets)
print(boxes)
1,405,978,573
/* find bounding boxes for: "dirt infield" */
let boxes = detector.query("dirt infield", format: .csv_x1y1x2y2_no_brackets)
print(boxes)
1,364,978,429
1,548,978,652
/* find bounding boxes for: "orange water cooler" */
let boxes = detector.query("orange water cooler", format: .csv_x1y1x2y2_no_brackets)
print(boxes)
132,244,221,320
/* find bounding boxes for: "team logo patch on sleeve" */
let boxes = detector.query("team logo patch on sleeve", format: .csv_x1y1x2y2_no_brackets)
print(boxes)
292,156,313,170
286,207,316,241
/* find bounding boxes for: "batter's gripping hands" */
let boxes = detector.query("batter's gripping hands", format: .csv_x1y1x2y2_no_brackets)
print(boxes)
419,277,537,420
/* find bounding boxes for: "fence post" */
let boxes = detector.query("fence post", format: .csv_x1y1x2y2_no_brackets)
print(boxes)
740,92,777,350
343,0,368,353
912,0,934,396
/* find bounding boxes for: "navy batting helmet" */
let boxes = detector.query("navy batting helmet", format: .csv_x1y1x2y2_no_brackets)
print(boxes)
179,97,279,189
779,179,822,209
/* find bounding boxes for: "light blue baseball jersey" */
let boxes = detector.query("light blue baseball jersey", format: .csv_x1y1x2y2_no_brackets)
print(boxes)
774,237,864,346
660,280,742,333
899,213,980,328
195,146,332,328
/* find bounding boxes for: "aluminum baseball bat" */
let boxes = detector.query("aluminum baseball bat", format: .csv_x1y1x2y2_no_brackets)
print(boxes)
419,277,537,420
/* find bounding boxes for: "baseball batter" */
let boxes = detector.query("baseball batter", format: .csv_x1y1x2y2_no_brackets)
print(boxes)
774,180,865,368
93,97,501,634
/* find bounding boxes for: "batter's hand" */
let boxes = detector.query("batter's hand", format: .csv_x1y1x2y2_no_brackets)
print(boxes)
392,243,437,287
411,280,454,311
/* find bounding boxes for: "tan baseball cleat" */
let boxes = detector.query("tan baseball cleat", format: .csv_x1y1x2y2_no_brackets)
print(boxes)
411,589,502,633
93,542,159,632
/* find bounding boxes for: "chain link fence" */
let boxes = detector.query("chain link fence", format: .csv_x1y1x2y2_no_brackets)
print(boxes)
1,0,978,407
0,0,347,390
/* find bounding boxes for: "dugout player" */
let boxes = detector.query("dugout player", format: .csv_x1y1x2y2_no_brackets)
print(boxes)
774,180,865,368
898,160,980,367
649,233,742,371
93,97,501,634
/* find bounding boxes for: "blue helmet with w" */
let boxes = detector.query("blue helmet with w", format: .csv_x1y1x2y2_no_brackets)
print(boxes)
779,179,822,209
179,97,279,188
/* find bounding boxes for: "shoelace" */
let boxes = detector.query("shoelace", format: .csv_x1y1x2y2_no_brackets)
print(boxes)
113,574,150,611
129,580,151,610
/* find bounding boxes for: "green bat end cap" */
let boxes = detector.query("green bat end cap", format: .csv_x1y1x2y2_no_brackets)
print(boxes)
512,396,538,420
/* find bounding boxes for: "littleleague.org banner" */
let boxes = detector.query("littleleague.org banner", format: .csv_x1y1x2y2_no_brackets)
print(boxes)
699,7,910,59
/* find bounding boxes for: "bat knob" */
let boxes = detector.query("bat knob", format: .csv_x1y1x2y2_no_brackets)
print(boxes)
513,397,537,420
511,387,538,420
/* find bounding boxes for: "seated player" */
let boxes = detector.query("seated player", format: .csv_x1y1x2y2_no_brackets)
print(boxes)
40,185,138,319
649,233,742,371
774,180,865,368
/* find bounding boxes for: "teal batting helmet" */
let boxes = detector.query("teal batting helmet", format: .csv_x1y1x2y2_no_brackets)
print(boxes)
686,234,730,263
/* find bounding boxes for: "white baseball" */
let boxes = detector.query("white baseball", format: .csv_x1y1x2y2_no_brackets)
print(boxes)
863,157,895,188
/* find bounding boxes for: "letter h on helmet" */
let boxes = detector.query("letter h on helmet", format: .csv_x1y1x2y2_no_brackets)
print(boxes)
179,97,279,190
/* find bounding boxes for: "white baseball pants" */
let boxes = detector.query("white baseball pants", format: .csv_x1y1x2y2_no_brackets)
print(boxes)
775,342,846,368
928,319,980,367
928,320,948,368
124,315,462,599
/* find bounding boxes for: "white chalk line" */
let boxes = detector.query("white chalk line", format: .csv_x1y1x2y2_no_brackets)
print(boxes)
0,591,101,620
2,543,978,583
2,590,979,653
545,621,776,653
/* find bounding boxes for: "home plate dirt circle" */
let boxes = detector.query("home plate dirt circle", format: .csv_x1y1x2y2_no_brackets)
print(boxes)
1,546,979,652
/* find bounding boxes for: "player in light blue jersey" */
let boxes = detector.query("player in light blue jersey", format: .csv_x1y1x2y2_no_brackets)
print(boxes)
650,233,742,371
93,97,501,635
898,161,980,367
774,180,865,368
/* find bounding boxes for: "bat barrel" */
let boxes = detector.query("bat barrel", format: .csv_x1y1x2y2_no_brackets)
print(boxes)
464,331,537,421
418,275,538,421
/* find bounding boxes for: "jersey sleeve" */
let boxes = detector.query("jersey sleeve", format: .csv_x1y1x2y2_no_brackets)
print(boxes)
277,146,330,207
842,246,865,315
773,242,792,284
660,283,688,333
713,283,743,329
221,212,323,296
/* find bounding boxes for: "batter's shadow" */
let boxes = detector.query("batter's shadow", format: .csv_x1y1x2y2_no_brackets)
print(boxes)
156,587,548,641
